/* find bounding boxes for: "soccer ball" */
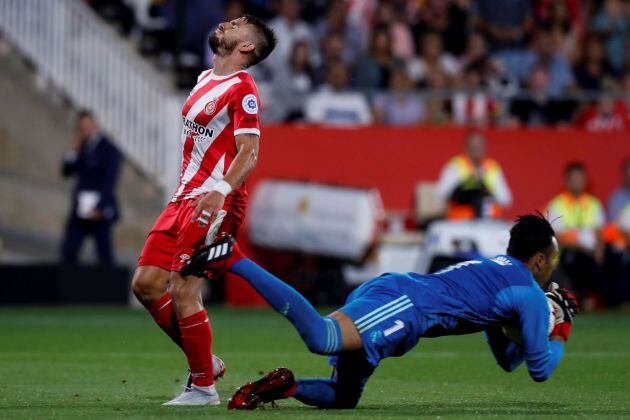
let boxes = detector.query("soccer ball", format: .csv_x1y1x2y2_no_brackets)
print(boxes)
501,299,556,344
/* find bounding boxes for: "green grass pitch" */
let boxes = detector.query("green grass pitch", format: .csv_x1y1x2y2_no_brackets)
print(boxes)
0,306,629,419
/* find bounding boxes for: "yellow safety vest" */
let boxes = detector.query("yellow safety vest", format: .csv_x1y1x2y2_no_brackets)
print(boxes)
450,155,502,193
547,192,602,229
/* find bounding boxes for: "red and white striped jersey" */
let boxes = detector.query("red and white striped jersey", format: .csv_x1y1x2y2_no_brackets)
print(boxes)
171,69,261,220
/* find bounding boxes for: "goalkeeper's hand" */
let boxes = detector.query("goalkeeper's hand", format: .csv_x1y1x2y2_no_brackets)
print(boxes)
546,282,579,342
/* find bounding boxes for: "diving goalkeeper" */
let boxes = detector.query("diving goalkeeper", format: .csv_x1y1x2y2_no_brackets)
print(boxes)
183,213,578,410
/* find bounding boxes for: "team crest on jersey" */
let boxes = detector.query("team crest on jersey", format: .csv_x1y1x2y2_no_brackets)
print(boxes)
242,94,258,115
204,98,218,115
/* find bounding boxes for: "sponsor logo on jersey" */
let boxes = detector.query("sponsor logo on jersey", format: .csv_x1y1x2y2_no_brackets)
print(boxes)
242,94,258,115
491,256,512,266
182,116,214,140
204,98,218,115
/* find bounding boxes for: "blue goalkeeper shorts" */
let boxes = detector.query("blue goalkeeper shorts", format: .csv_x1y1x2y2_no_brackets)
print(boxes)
336,274,423,367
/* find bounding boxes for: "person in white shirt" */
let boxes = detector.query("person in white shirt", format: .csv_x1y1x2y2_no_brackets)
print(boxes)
267,0,315,72
305,61,372,126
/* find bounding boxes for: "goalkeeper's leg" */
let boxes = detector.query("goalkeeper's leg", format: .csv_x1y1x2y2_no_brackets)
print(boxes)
230,257,362,355
291,351,375,409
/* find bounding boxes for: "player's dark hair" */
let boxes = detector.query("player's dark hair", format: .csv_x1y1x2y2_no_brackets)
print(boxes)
243,14,277,67
77,109,94,120
507,213,556,262
564,161,586,176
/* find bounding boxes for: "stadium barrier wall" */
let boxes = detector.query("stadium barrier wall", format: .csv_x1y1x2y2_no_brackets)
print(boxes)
225,126,629,306
247,126,628,218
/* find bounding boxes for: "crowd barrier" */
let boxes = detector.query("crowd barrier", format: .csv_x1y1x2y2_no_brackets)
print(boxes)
248,126,628,218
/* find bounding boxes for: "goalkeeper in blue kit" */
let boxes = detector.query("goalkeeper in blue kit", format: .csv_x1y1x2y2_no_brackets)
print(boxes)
182,214,578,410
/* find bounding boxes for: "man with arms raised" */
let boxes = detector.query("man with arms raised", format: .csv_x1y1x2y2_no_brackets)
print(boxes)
131,15,276,406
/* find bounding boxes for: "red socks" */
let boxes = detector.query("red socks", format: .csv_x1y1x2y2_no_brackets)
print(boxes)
147,293,182,349
179,310,214,387
147,294,214,387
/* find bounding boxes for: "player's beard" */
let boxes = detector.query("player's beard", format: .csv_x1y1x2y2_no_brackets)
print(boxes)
208,32,238,57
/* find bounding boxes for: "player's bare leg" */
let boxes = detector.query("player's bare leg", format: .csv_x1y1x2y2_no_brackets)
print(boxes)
132,265,170,306
328,311,363,351
163,271,219,406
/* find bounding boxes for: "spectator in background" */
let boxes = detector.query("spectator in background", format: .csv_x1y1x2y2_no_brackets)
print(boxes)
407,31,459,86
525,28,576,96
86,0,136,36
576,96,629,132
412,0,471,56
509,64,570,126
547,162,605,310
607,159,630,222
435,132,512,220
271,41,315,122
458,32,489,71
423,70,451,125
592,0,629,75
314,31,346,86
305,60,372,126
372,66,425,126
267,0,314,72
354,26,401,90
540,0,582,61
451,60,499,126
494,27,575,96
314,0,365,64
603,201,630,306
372,1,415,61
574,34,616,90
472,0,533,50
61,110,122,266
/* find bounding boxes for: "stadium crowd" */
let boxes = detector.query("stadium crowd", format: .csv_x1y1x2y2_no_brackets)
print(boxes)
87,0,630,129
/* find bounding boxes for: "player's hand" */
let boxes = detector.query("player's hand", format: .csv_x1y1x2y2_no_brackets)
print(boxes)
546,283,579,324
189,191,225,226
546,283,578,342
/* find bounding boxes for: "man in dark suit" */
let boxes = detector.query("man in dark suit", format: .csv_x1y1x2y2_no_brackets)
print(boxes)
61,110,122,266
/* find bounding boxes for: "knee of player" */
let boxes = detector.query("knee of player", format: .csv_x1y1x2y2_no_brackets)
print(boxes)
333,393,361,409
131,271,158,299
531,372,551,382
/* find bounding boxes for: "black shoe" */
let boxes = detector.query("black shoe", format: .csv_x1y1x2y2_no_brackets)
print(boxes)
181,234,235,277
228,368,296,410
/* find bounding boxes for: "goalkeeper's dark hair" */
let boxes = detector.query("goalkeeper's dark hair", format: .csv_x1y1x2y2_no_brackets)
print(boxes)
507,213,556,262
243,14,277,67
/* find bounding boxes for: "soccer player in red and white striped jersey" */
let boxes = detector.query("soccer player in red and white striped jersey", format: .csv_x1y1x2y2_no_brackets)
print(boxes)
131,15,276,406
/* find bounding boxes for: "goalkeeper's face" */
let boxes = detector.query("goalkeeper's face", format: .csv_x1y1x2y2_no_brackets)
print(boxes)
534,237,559,287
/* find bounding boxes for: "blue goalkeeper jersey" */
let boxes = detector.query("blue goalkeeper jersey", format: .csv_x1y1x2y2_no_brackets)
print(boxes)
340,255,564,381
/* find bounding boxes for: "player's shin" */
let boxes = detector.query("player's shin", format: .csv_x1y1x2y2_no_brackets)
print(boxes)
146,292,183,348
178,310,214,387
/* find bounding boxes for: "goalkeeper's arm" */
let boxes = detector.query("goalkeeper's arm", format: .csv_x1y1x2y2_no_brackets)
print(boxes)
516,288,565,382
484,327,524,372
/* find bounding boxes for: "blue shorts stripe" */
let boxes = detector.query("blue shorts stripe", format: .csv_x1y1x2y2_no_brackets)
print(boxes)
355,297,411,329
358,302,414,333
354,295,409,325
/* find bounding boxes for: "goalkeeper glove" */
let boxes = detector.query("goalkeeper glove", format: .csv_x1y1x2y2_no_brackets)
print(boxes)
546,282,579,342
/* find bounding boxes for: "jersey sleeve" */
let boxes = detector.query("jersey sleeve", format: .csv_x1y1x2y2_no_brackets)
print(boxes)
512,285,565,382
484,326,525,372
230,79,261,137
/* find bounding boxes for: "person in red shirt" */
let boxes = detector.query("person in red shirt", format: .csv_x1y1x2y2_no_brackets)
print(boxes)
576,97,629,132
131,15,276,406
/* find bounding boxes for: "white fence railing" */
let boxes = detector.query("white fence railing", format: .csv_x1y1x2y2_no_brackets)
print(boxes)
0,0,182,192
